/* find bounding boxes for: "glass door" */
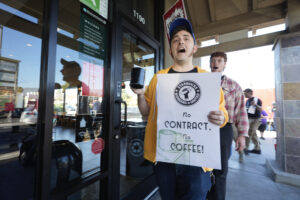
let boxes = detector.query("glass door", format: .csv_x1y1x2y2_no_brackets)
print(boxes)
50,1,109,199
117,19,160,199
0,1,44,199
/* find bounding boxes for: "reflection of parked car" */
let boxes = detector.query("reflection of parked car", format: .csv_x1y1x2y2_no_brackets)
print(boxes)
20,107,38,124
0,110,8,119
65,105,76,116
12,108,24,118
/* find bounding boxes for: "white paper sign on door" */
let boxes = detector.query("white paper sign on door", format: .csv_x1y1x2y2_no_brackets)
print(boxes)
156,72,222,169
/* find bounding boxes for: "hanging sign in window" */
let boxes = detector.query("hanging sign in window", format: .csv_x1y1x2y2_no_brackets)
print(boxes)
80,0,108,19
82,61,104,97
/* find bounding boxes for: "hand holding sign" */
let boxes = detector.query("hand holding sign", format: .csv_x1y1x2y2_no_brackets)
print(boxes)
207,111,225,126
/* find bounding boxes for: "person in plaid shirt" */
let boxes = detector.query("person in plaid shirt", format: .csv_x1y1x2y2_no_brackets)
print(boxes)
207,52,249,200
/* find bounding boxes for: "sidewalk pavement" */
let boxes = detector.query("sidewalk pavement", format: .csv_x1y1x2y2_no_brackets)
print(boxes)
150,131,300,200
226,131,300,200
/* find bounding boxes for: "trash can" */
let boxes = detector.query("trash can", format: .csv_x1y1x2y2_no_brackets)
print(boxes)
125,122,153,178
50,140,82,190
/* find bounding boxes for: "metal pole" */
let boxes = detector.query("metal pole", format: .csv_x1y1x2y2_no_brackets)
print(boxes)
35,0,58,199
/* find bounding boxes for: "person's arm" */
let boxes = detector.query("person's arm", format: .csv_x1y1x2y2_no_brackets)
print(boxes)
137,93,150,117
131,89,150,117
262,110,268,119
251,98,262,112
207,88,228,127
255,104,262,112
131,74,157,118
234,87,249,151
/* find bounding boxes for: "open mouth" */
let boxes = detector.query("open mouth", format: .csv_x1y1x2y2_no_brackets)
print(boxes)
213,67,218,70
178,49,186,53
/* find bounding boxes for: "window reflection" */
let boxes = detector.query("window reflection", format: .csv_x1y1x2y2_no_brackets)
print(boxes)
121,32,155,122
52,0,108,183
120,31,155,197
53,46,106,176
0,1,43,199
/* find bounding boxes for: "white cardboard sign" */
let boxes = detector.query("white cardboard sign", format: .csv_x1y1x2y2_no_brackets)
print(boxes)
156,72,222,169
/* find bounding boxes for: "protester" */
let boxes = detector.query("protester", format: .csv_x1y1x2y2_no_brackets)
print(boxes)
207,52,248,200
244,88,262,154
131,18,228,200
258,110,268,140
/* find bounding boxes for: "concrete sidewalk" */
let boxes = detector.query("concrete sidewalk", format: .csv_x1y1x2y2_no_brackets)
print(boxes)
150,131,300,200
226,131,300,200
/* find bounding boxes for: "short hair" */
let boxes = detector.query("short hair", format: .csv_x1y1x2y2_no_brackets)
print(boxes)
210,52,227,62
244,88,253,93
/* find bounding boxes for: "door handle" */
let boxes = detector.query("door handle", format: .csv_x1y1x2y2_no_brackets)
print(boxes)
115,99,127,129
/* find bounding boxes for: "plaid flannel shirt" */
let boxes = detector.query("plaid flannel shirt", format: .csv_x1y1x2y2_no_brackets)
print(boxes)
221,75,249,137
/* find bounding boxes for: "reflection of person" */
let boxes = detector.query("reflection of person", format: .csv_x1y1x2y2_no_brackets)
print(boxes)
60,58,82,87
207,52,248,200
78,96,89,115
244,88,262,154
131,18,228,200
92,99,102,113
258,110,268,139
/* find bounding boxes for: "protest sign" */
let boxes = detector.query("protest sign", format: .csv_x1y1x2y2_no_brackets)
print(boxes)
156,72,222,169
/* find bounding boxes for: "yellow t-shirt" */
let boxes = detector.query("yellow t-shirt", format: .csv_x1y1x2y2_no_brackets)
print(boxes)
143,66,228,172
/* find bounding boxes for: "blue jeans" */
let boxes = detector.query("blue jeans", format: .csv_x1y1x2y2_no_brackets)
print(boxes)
153,162,211,200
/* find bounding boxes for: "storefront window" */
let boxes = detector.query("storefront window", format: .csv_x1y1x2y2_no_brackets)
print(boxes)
0,1,43,199
51,1,108,192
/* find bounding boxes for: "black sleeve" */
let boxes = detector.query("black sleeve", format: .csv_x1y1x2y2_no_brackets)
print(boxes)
257,99,262,106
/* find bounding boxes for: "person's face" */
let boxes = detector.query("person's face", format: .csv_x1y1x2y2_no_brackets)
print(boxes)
244,92,252,98
169,30,197,62
210,56,226,72
61,65,80,83
60,66,73,82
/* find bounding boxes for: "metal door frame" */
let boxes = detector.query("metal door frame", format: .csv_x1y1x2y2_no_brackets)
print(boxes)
36,0,164,199
37,0,112,199
109,7,162,200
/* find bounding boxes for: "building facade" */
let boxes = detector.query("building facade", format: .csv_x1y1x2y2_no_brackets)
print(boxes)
0,0,164,199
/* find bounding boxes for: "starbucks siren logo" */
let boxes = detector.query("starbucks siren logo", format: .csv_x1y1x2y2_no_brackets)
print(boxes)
174,80,201,106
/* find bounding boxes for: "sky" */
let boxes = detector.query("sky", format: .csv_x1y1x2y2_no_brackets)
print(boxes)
200,45,276,90
1,26,41,89
199,23,285,90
